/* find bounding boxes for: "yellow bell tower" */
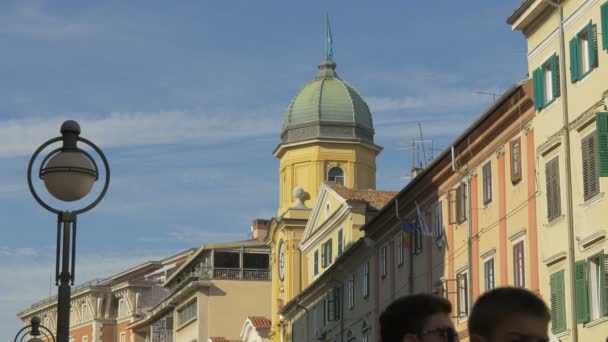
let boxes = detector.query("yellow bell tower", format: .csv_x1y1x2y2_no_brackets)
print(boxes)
267,18,382,341
274,58,382,215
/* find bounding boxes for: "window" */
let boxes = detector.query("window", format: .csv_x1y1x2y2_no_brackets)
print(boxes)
326,288,340,321
314,250,319,276
550,270,567,334
575,253,607,323
533,54,560,110
449,182,467,224
347,274,354,309
545,157,562,221
413,225,423,255
582,133,600,201
513,241,525,288
396,232,404,266
597,112,608,177
588,255,603,320
434,201,444,243
70,308,77,326
484,258,495,291
338,229,343,256
82,336,88,342
178,300,197,324
363,261,369,298
380,245,387,278
322,239,333,268
118,299,128,318
119,333,126,342
82,304,90,321
457,270,469,318
570,21,597,82
328,167,345,185
510,138,522,183
482,161,492,205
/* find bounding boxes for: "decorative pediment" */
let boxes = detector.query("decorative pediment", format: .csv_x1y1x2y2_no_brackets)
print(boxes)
300,182,348,248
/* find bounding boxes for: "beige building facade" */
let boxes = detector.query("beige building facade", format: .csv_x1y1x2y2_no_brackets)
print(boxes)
129,236,271,342
508,1,608,341
17,250,193,342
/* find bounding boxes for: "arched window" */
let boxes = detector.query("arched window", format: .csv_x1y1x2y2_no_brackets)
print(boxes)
328,167,345,185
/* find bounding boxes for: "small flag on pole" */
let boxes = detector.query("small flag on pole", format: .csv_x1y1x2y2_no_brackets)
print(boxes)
416,201,433,236
400,217,414,249
325,13,333,61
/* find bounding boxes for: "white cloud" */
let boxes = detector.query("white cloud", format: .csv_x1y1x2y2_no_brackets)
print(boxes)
0,246,38,257
368,89,492,114
0,2,91,38
0,110,280,158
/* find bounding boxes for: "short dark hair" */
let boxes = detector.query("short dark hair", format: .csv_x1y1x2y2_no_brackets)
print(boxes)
469,287,550,338
379,294,452,342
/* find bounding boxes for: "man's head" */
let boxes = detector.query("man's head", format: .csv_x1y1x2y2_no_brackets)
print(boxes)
379,294,456,342
469,287,551,342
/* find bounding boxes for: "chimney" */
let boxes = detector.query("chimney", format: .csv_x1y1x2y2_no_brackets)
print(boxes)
252,219,270,241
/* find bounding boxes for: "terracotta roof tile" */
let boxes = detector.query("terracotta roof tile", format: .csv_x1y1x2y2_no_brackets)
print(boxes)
249,316,272,329
326,182,398,211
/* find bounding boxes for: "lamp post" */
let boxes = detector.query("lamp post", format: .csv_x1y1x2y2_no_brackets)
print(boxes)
27,120,110,342
14,316,55,342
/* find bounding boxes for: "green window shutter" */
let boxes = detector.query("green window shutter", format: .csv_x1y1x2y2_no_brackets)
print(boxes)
582,134,600,200
575,260,590,323
321,243,327,267
533,68,541,110
588,22,598,68
570,37,580,82
328,239,333,264
552,54,560,98
550,271,567,334
603,2,608,50
600,253,608,316
545,158,562,221
597,113,608,176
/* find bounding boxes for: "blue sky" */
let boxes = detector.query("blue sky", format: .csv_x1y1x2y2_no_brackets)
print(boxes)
0,0,527,337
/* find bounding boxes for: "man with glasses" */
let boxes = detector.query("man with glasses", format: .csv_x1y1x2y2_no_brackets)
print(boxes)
469,287,551,342
379,294,458,342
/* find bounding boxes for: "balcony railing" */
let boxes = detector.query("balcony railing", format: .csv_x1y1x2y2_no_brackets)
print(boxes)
172,267,270,293
30,278,107,309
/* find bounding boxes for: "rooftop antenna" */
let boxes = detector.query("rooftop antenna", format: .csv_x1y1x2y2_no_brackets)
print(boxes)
418,122,427,167
475,91,498,103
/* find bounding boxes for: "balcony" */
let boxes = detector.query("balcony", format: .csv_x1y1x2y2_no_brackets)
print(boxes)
171,267,270,295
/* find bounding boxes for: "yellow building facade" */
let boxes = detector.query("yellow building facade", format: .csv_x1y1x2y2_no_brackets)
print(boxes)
509,1,608,341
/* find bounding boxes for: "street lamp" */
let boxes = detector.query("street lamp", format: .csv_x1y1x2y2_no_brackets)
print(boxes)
27,120,110,342
14,316,55,342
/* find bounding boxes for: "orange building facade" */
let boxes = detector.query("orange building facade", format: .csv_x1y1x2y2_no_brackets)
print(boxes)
362,79,539,339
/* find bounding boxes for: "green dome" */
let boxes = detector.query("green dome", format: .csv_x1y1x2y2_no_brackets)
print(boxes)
280,60,375,144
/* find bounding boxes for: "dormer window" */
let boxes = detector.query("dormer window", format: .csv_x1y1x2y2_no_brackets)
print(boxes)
328,167,345,185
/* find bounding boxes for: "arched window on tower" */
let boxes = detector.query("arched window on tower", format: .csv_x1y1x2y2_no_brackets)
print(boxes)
328,167,345,185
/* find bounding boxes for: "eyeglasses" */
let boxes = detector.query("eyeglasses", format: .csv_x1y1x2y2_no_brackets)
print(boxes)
419,326,459,342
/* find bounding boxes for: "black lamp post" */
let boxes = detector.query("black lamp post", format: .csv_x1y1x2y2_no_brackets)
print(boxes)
14,316,55,342
27,120,110,342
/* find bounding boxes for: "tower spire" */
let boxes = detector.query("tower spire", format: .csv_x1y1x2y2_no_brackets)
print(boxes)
325,13,333,61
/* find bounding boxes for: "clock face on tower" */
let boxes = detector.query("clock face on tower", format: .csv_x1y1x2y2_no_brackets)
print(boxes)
278,239,285,281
